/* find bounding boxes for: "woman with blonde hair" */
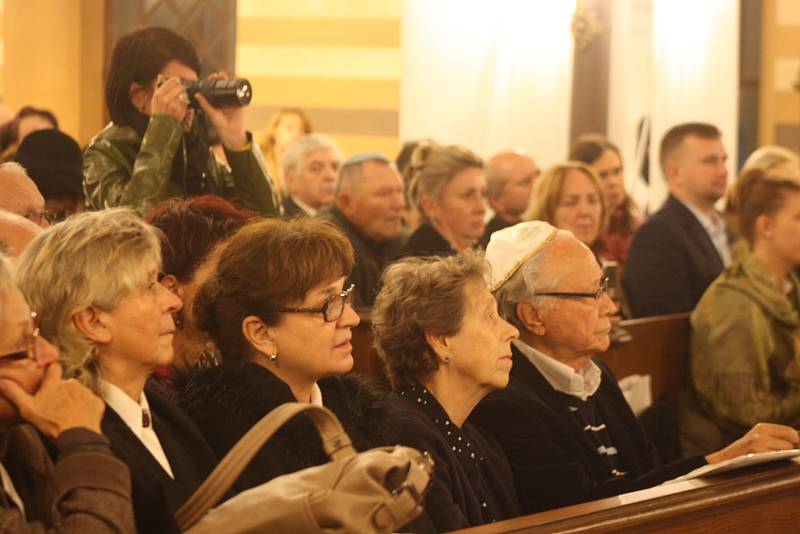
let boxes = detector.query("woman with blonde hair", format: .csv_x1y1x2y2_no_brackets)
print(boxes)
569,135,640,270
691,170,800,450
16,208,218,534
259,107,312,195
399,142,486,257
525,161,608,257
723,146,800,246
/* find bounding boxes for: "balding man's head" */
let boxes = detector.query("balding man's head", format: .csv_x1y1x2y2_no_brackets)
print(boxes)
486,150,539,223
0,209,41,256
0,163,47,227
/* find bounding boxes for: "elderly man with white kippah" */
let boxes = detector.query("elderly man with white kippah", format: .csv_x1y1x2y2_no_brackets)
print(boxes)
471,221,800,514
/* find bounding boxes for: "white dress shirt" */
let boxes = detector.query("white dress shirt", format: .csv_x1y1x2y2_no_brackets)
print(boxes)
290,195,318,216
513,339,602,401
99,379,174,479
677,197,732,267
0,463,25,519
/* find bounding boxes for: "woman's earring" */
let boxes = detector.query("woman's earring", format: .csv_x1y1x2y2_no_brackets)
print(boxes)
269,351,278,363
443,352,452,363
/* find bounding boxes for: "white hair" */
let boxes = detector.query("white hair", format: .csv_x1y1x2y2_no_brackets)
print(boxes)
281,133,341,176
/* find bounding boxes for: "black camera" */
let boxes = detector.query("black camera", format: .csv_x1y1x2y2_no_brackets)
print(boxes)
159,78,253,109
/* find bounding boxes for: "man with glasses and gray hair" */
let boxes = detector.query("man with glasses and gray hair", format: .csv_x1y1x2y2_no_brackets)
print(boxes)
318,151,406,307
471,221,800,514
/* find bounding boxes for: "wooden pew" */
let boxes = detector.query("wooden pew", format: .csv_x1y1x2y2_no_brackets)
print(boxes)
597,312,690,400
451,457,800,533
351,310,692,398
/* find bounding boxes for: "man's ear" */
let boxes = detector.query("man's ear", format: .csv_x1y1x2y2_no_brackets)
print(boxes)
128,82,150,114
337,190,353,216
515,301,546,337
423,330,451,363
242,315,277,356
72,306,113,344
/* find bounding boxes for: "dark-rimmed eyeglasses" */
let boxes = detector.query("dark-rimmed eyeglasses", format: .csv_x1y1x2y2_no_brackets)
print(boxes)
278,284,355,323
536,277,609,301
0,311,39,362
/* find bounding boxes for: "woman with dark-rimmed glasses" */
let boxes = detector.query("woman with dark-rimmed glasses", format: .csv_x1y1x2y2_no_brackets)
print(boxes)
176,217,394,493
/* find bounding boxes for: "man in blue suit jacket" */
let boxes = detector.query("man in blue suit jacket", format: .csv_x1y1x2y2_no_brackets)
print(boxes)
623,123,732,317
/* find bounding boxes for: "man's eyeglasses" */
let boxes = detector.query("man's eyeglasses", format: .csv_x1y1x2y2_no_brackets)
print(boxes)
278,284,355,323
0,312,39,362
536,277,609,301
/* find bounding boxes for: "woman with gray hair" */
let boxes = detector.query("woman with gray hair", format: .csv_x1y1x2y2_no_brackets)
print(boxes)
372,252,520,531
399,142,487,257
15,209,218,534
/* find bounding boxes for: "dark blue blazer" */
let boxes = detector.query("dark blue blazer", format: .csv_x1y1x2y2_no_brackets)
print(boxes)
622,194,726,317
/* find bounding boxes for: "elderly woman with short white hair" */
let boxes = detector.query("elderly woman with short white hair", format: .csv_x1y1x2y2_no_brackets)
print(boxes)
372,251,521,532
16,208,218,534
472,221,800,514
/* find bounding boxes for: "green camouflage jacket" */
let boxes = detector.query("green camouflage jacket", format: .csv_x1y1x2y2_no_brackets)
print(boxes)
691,244,800,437
83,114,281,216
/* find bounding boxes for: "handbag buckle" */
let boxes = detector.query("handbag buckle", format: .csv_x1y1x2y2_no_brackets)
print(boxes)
391,480,423,502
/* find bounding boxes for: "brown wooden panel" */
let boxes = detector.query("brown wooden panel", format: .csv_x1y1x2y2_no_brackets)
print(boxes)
597,312,691,400
452,458,800,533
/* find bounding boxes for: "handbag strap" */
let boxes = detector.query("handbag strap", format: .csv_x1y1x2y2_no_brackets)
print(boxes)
176,402,356,530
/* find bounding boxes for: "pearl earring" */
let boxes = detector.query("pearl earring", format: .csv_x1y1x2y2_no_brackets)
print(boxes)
443,353,452,363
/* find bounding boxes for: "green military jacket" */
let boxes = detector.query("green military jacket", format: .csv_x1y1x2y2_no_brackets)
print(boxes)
83,114,281,216
690,244,800,438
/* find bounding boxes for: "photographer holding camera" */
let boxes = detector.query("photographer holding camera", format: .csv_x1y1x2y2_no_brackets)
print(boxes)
84,27,281,216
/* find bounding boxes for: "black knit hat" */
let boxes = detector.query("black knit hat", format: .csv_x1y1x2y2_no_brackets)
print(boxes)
14,129,83,198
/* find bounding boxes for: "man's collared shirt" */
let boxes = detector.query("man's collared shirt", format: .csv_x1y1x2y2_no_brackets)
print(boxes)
676,197,732,267
513,339,601,401
99,379,175,478
290,194,318,217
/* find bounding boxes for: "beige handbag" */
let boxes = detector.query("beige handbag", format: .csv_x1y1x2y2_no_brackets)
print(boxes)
176,402,433,533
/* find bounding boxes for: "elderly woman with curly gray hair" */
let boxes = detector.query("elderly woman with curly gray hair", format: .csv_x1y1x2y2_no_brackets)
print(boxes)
372,251,521,532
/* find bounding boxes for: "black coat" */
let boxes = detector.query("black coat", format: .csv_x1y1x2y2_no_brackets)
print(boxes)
318,205,404,307
101,388,219,534
398,223,455,258
390,385,520,532
282,195,309,219
471,344,705,514
175,362,395,493
479,214,513,248
622,194,726,317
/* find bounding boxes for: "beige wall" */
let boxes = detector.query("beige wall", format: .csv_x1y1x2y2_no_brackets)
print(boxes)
759,0,800,149
2,0,104,145
236,0,402,159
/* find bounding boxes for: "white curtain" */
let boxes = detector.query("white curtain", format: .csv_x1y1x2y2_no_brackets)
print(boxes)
648,0,740,212
399,0,576,164
607,0,740,214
